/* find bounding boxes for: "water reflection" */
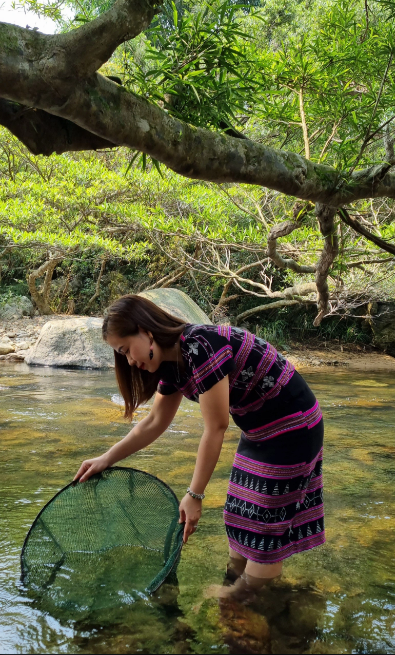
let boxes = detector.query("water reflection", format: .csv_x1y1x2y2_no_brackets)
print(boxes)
0,363,394,653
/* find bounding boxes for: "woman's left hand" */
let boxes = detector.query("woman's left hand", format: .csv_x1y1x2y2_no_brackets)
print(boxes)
179,493,202,543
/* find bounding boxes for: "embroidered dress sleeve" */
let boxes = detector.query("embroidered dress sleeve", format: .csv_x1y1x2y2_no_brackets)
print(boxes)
183,326,235,395
157,379,178,395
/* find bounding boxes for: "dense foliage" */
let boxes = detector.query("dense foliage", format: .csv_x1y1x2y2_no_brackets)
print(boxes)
2,0,395,340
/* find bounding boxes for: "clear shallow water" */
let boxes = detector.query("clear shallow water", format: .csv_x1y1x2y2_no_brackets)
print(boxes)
0,363,394,654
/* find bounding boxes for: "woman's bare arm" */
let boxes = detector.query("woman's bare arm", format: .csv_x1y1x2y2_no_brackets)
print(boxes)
179,376,230,542
74,390,183,482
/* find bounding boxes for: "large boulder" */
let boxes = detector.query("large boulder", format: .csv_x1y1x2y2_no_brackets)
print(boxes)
368,302,395,357
139,288,211,324
25,317,114,368
25,290,210,369
0,296,34,321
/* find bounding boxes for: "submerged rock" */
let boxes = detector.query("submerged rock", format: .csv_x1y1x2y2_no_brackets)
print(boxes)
138,288,211,324
0,296,34,321
25,317,114,369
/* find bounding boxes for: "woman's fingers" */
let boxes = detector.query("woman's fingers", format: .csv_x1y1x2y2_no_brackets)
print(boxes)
183,518,199,543
80,464,96,482
73,454,110,483
73,461,90,482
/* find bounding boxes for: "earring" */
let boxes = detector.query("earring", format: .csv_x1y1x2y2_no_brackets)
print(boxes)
149,348,153,360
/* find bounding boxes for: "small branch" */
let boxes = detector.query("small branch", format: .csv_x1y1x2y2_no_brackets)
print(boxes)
299,88,310,159
350,53,393,173
345,256,394,268
233,279,316,299
339,207,395,255
318,119,341,162
267,202,316,273
384,122,395,164
161,267,187,287
235,299,307,324
360,0,370,43
218,186,268,228
83,258,107,311
217,293,239,307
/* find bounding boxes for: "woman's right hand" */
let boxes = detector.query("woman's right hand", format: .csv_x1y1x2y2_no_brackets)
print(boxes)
73,454,110,483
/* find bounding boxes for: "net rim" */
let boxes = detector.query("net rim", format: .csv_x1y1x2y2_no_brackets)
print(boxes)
20,466,184,591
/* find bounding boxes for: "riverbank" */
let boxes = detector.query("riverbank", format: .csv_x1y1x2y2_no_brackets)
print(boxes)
1,314,395,371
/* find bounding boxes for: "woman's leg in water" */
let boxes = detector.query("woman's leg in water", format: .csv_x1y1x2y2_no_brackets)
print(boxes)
243,559,283,587
206,552,281,600
227,547,247,580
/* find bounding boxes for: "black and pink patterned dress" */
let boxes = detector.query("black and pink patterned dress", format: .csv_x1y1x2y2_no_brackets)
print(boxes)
158,324,325,563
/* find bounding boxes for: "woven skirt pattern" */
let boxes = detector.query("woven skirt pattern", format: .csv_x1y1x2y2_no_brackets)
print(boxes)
224,436,325,563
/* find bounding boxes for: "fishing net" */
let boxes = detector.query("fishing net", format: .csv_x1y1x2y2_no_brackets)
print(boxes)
21,467,183,618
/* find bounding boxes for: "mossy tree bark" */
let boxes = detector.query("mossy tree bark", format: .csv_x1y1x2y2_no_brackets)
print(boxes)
1,0,395,322
1,1,395,206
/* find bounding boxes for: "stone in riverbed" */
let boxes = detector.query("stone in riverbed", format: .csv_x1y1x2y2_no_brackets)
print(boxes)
25,317,114,369
0,296,34,321
24,290,210,369
138,288,211,324
0,336,15,355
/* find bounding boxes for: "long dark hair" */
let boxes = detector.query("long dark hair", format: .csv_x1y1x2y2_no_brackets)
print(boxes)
102,294,186,419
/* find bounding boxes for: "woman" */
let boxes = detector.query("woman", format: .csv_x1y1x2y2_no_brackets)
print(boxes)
74,295,325,592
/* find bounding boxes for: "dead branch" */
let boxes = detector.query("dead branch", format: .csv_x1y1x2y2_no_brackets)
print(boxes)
236,299,311,324
233,279,316,299
161,267,188,288
143,266,187,291
83,258,107,312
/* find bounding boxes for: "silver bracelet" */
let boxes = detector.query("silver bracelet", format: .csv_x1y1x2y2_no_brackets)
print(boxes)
187,486,205,500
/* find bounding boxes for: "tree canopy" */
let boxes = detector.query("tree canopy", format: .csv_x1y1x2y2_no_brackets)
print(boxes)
1,0,395,323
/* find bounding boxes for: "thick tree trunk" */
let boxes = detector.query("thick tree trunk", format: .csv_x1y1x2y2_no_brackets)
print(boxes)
27,256,63,315
313,205,339,326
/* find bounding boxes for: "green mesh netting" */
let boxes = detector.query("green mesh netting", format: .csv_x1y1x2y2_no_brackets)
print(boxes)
21,467,183,618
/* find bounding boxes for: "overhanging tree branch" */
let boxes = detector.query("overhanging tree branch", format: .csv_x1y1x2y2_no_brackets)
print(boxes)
338,207,395,255
0,99,116,155
3,9,395,205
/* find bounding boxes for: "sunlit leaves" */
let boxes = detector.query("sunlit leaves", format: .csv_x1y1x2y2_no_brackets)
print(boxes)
120,1,259,132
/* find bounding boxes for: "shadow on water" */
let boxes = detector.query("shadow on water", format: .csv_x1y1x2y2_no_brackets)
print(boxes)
0,364,394,653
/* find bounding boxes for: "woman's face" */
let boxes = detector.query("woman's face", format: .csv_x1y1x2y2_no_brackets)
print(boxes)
106,328,160,373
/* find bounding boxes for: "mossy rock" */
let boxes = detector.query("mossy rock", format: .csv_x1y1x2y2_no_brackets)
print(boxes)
139,288,211,325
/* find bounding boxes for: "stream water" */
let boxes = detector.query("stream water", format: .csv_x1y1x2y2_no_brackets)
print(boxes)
0,363,394,654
